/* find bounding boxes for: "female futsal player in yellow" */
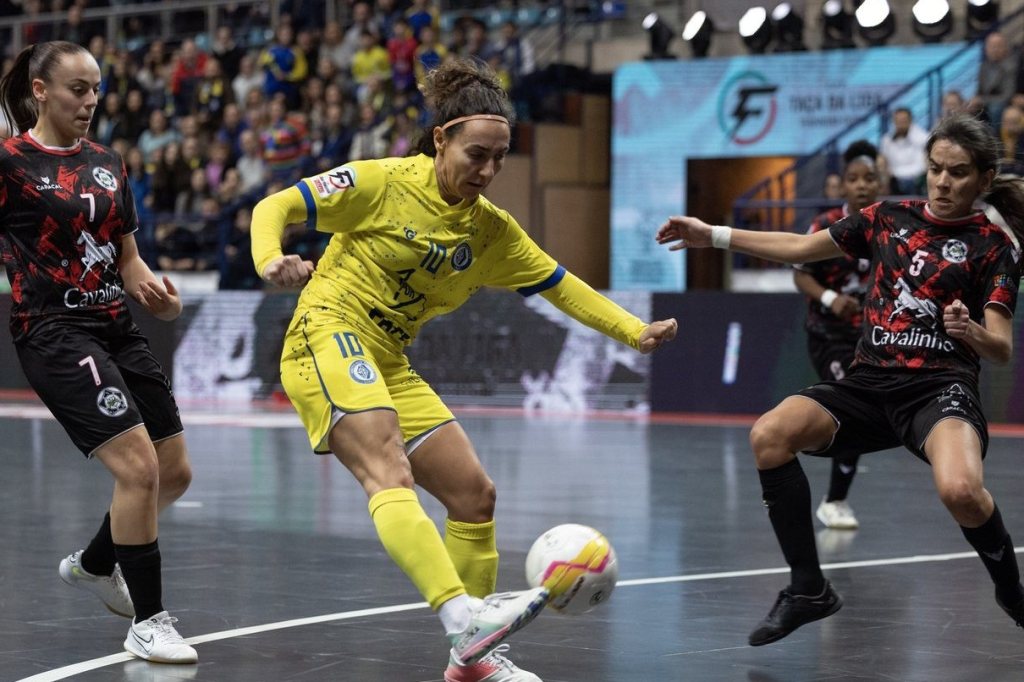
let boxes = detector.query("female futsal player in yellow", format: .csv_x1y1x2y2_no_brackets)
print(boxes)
251,58,677,682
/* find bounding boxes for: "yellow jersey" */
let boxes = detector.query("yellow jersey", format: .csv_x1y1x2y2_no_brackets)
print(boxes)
293,154,562,351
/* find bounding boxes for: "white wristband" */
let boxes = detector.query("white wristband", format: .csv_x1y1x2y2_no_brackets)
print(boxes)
819,289,838,308
710,225,732,249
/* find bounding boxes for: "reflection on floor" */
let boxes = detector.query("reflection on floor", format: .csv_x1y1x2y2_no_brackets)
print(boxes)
3,406,1024,681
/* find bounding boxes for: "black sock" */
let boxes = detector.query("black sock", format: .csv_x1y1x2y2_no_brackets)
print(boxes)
115,540,164,622
826,455,858,502
961,505,1023,604
759,458,824,595
80,512,116,577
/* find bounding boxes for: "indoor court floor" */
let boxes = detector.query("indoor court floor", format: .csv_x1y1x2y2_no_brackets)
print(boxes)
3,401,1024,682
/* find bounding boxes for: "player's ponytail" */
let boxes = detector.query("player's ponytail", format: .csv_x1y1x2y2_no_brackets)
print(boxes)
0,41,92,137
984,176,1024,247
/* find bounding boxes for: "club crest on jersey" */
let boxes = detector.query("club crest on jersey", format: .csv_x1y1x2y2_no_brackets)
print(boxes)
349,359,377,384
92,166,118,191
312,166,356,198
941,239,967,263
96,386,128,417
452,242,473,271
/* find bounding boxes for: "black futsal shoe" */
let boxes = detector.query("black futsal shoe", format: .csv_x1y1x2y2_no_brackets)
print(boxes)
748,580,843,646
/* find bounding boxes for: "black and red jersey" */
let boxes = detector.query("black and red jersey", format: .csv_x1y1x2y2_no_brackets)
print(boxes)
829,199,1020,374
0,132,138,342
795,204,872,343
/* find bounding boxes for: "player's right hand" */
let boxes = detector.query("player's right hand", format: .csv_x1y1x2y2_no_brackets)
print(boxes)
655,216,713,251
262,254,314,287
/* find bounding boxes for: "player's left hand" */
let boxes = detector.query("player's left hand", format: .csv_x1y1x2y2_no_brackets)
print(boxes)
135,276,182,321
943,299,971,339
639,318,678,354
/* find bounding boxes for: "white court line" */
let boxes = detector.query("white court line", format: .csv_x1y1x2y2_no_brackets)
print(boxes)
18,546,1021,682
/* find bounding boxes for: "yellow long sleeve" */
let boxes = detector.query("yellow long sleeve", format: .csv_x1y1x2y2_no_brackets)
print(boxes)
539,271,648,350
250,186,309,276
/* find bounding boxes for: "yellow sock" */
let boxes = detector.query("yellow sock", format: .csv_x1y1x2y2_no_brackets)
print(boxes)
445,518,499,598
369,488,465,609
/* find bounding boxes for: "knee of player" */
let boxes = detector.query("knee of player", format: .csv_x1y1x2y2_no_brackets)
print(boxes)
936,476,984,513
749,412,790,460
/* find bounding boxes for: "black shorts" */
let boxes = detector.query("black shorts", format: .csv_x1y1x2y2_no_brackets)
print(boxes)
807,333,857,381
16,321,183,457
797,366,988,463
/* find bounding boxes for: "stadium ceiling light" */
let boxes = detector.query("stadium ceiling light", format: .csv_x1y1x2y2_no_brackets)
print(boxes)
682,10,714,58
771,3,806,51
912,0,952,43
821,0,855,49
855,0,896,47
642,12,676,60
738,6,773,54
966,0,999,40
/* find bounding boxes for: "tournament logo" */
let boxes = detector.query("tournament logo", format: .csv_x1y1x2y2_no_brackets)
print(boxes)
716,71,779,146
312,166,356,198
941,239,968,263
452,242,473,271
92,166,118,191
96,386,128,417
349,359,377,384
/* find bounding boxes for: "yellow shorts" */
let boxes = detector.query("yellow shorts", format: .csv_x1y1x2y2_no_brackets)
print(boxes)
280,310,454,453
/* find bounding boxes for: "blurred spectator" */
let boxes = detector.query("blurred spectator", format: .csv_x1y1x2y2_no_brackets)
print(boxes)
57,2,101,46
105,51,140,100
301,76,327,127
211,25,244,78
21,0,52,45
999,105,1024,175
170,38,209,116
236,129,269,193
462,17,492,61
215,103,249,160
374,0,404,41
940,89,965,119
138,109,181,163
879,107,927,195
415,25,448,83
259,23,309,109
339,1,377,73
495,21,535,83
205,140,233,194
822,172,842,200
232,53,264,106
175,167,213,218
387,109,414,158
261,97,309,182
92,92,126,147
974,31,1015,125
348,102,389,161
314,102,352,171
388,17,418,94
155,220,201,271
320,21,347,72
218,206,262,290
406,0,438,41
352,30,391,96
193,57,234,133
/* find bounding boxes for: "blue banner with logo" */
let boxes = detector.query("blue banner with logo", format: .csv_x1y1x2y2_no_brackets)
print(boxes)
611,43,981,290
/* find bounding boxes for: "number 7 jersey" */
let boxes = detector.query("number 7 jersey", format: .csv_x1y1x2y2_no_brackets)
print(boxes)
0,133,137,342
293,154,560,349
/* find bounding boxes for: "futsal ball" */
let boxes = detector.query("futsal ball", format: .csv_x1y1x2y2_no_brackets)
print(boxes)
525,523,618,615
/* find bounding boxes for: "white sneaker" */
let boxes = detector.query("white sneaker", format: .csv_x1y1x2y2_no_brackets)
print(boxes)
59,550,135,618
123,611,198,664
816,497,859,530
444,644,542,681
449,587,549,665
